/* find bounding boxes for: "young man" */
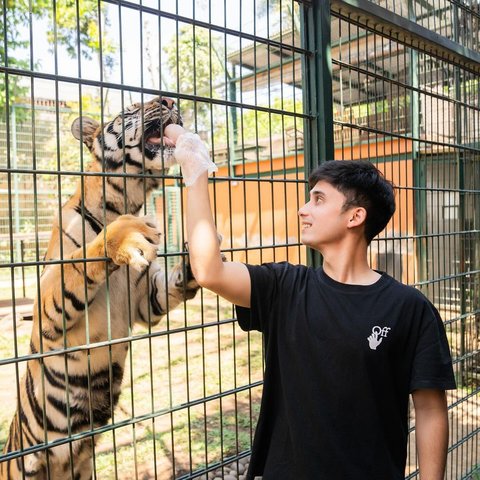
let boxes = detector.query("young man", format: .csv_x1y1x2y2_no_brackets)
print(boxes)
165,125,456,480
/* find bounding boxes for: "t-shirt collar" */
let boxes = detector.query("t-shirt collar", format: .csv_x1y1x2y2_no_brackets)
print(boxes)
316,266,391,293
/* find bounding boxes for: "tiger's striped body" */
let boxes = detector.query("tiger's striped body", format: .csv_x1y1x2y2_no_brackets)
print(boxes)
1,97,199,479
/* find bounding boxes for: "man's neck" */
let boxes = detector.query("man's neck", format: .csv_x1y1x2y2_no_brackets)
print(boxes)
321,246,381,286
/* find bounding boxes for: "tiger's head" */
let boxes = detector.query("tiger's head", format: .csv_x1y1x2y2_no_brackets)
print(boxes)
71,96,182,172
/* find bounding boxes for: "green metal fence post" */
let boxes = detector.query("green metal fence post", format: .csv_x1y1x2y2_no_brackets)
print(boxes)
453,8,467,386
408,0,427,295
301,0,334,268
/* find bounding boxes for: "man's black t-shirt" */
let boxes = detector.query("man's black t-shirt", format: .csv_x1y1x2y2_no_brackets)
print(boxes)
235,262,456,480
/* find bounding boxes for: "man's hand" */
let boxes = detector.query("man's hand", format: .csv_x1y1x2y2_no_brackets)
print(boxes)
164,124,218,186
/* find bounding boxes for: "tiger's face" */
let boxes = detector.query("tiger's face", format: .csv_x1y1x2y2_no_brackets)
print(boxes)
71,96,182,171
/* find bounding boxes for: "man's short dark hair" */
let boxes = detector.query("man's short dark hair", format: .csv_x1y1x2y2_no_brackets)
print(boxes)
308,160,396,244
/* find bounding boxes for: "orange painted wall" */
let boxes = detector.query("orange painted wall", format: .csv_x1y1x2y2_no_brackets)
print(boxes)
206,171,307,266
334,138,413,161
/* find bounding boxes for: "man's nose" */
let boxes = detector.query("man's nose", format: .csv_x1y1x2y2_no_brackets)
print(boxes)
298,203,307,216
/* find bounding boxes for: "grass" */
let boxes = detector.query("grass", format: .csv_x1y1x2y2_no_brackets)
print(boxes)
92,394,261,479
0,291,264,479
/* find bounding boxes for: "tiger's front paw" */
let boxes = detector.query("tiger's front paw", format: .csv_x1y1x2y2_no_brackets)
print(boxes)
104,215,161,271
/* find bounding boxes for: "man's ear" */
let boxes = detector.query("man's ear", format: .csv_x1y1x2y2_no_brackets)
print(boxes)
347,207,367,228
71,116,99,149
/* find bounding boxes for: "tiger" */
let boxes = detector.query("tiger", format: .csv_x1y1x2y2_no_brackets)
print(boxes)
0,96,200,479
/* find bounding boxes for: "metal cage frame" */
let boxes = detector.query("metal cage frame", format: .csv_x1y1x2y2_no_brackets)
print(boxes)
1,0,479,478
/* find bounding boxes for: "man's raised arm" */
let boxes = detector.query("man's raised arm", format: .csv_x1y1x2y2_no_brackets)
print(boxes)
165,125,251,307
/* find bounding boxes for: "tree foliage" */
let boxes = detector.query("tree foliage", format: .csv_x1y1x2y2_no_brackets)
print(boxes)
241,97,303,143
163,24,226,132
0,0,113,119
163,22,303,147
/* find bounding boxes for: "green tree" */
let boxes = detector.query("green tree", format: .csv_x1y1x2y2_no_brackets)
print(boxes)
163,24,227,133
162,1,302,148
0,0,114,119
241,97,303,144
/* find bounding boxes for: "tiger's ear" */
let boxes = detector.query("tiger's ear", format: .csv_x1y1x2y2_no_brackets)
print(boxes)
71,117,100,148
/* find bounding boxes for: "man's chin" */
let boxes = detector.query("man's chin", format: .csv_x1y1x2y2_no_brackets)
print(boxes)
300,234,312,248
300,233,323,251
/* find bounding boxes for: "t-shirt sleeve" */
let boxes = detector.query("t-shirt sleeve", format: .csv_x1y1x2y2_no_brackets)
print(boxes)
235,262,284,333
409,300,456,392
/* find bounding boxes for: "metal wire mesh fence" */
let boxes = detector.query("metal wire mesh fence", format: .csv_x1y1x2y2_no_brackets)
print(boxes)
0,2,305,479
0,0,478,479
330,1,480,477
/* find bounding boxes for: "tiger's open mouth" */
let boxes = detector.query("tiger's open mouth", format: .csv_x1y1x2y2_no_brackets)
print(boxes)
144,118,182,152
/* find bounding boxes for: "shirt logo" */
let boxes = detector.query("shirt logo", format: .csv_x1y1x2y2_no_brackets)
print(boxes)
367,326,391,350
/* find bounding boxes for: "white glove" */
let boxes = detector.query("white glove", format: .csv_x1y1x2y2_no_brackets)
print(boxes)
174,133,218,186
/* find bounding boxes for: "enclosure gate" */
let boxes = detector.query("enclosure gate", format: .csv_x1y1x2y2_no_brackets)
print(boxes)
0,0,479,479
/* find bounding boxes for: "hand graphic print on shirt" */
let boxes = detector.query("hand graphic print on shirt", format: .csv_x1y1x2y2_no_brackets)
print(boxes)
368,326,391,350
